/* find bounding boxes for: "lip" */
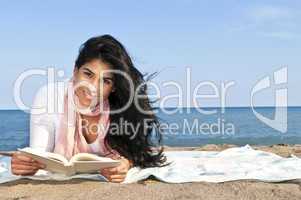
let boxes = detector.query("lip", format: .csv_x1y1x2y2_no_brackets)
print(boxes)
83,90,96,100
91,102,100,113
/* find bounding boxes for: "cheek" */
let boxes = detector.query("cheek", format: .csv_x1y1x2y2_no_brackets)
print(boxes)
75,86,90,100
74,84,84,93
101,85,114,99
74,84,82,96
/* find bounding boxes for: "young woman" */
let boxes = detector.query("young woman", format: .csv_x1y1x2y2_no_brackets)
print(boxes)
11,35,166,183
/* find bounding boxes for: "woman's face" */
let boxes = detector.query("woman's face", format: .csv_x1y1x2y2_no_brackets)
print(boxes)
73,59,114,108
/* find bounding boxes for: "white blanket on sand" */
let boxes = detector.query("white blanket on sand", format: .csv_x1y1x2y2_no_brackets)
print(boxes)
1,145,301,184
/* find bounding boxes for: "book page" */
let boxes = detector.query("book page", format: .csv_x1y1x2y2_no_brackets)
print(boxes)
17,148,121,176
17,147,74,175
70,153,117,163
70,153,121,174
44,152,69,164
18,147,69,165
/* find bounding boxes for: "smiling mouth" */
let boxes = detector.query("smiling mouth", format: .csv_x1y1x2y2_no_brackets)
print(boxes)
91,102,100,113
83,89,96,99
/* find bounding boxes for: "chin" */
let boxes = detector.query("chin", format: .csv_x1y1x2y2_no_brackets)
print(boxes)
79,98,92,107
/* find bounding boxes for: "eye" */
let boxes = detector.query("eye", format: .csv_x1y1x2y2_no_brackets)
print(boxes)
83,71,93,78
103,78,112,85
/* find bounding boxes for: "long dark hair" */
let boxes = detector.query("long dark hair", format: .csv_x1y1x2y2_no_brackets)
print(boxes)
75,34,166,168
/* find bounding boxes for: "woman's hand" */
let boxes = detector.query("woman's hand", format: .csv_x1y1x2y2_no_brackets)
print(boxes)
11,152,46,176
100,157,132,183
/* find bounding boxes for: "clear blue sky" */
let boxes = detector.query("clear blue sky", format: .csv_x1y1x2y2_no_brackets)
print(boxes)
0,0,300,109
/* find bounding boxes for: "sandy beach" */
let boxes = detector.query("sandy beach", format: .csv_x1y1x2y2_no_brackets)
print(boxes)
1,144,301,200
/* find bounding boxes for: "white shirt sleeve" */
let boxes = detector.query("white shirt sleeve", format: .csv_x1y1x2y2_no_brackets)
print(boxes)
29,84,57,152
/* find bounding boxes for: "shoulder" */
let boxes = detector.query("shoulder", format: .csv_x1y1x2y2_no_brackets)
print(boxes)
31,78,70,115
30,78,71,129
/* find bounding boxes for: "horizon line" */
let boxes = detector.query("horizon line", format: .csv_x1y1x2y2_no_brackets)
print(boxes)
1,105,300,111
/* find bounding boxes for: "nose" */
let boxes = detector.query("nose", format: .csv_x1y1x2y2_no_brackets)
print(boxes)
90,78,103,97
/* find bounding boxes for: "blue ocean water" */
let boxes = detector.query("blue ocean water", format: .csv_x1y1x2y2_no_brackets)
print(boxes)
0,107,301,151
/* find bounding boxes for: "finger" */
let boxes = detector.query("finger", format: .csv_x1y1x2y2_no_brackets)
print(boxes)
12,169,37,176
104,174,126,183
108,174,126,180
30,160,46,168
103,173,126,183
108,165,127,173
12,160,45,169
101,167,118,174
110,178,125,183
15,154,35,163
12,159,36,165
34,160,45,166
101,170,115,177
101,168,127,176
11,163,40,171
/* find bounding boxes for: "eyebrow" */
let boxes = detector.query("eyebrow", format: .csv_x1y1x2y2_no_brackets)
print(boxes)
82,67,114,80
82,67,95,75
103,77,114,81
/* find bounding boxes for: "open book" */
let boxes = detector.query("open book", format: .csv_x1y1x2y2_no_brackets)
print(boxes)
18,147,121,176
